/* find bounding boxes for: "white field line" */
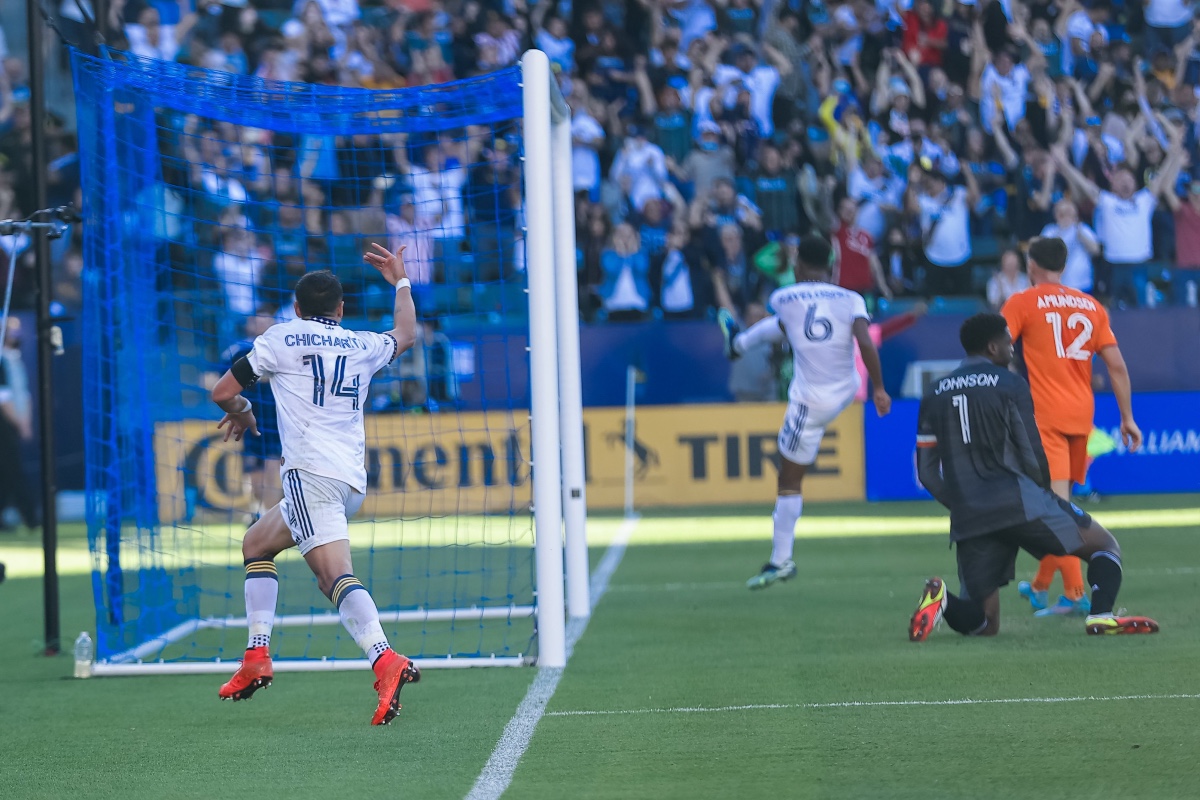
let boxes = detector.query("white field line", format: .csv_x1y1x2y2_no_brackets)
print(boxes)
605,565,1200,595
546,693,1200,718
464,516,639,800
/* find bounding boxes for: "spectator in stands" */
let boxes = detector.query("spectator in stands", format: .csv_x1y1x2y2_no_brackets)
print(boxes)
679,121,736,200
910,160,978,297
903,0,948,69
610,124,669,213
1054,138,1185,305
832,196,892,302
387,192,435,286
474,11,522,71
1041,198,1101,294
213,212,266,317
599,222,651,321
752,144,799,239
1144,0,1196,57
848,152,904,244
711,222,770,319
651,221,711,319
1060,0,1111,78
123,0,197,62
1161,178,1200,306
986,248,1031,310
571,96,606,201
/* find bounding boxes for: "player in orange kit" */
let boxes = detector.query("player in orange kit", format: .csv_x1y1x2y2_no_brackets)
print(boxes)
1001,237,1142,616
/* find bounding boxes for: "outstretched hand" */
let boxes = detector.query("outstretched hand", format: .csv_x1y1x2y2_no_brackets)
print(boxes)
364,242,408,287
218,410,259,443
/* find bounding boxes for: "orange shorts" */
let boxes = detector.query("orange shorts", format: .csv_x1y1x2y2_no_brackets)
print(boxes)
1039,428,1089,485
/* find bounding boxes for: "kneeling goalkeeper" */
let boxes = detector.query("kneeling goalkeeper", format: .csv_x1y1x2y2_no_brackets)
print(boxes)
210,244,421,724
908,313,1158,640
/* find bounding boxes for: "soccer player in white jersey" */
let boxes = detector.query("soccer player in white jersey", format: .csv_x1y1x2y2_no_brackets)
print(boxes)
211,243,420,725
719,235,891,589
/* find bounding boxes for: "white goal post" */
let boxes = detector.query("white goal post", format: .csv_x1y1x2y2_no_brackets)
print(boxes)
89,49,587,676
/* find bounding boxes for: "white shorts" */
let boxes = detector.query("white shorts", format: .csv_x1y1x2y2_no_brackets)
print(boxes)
279,469,365,556
777,398,852,466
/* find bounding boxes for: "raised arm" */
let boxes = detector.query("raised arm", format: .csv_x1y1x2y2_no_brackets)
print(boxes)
895,51,926,108
364,243,418,355
1051,144,1101,205
1148,142,1185,200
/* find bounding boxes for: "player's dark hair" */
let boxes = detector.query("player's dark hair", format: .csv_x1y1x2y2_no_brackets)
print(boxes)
797,235,833,272
959,313,1010,356
295,270,343,318
1028,237,1068,273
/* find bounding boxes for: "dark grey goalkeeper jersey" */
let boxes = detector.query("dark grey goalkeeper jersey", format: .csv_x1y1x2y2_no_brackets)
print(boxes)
917,357,1056,541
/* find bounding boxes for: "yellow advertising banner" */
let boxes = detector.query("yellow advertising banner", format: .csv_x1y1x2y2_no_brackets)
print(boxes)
582,402,865,507
153,402,864,522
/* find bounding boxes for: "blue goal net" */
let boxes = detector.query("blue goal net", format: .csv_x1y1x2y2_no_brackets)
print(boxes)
72,49,540,670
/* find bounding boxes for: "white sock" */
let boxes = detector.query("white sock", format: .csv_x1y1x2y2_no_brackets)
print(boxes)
771,495,804,566
243,558,279,650
330,574,391,665
733,316,784,355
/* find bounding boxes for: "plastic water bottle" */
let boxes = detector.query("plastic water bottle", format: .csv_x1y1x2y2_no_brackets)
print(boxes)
73,631,93,679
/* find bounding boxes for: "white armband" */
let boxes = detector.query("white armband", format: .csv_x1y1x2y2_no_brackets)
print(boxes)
395,278,412,291
229,396,252,414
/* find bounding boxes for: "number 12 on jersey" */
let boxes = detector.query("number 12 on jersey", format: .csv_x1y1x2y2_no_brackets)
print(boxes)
1045,311,1094,361
302,354,360,409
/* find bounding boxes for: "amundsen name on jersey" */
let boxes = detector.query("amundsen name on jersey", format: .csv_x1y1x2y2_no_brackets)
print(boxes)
935,373,1000,394
282,333,369,349
1036,293,1098,311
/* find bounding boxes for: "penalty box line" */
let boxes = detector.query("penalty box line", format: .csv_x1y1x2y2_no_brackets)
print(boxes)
546,693,1200,718
465,517,640,800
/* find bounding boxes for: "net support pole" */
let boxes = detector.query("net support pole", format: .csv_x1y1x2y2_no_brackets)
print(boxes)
28,0,61,656
550,74,590,620
522,49,566,669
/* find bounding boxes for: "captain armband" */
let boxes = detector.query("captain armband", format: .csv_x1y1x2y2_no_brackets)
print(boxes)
231,356,260,390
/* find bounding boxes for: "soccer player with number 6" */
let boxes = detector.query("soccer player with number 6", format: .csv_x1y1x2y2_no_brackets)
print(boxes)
210,243,422,725
1001,237,1142,618
719,235,891,589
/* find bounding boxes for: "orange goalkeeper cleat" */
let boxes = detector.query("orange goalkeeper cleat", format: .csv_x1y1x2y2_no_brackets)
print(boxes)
909,577,947,643
218,646,274,701
371,650,421,726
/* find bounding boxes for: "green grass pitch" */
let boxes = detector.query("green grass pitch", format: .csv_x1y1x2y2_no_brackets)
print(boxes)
3,495,1200,799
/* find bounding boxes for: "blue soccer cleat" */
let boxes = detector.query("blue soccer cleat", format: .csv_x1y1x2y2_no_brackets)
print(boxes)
717,308,741,360
1035,594,1092,617
1017,581,1049,612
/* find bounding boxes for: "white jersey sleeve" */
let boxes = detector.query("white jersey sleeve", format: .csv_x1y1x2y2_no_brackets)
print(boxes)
246,332,281,379
358,330,401,373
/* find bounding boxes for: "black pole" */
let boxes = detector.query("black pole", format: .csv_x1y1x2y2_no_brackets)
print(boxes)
94,0,108,45
27,0,61,656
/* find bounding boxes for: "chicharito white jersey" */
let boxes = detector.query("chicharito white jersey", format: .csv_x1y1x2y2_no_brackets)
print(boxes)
768,281,869,406
247,316,398,493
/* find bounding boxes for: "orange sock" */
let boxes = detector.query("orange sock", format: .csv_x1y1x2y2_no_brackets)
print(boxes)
1060,556,1086,601
1031,556,1059,593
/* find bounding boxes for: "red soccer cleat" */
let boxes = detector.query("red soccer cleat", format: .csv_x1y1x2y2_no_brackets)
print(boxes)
1085,614,1160,635
371,650,421,726
218,646,274,701
909,577,947,642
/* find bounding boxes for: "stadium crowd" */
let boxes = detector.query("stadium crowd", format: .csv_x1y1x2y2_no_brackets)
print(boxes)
1,0,1199,328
